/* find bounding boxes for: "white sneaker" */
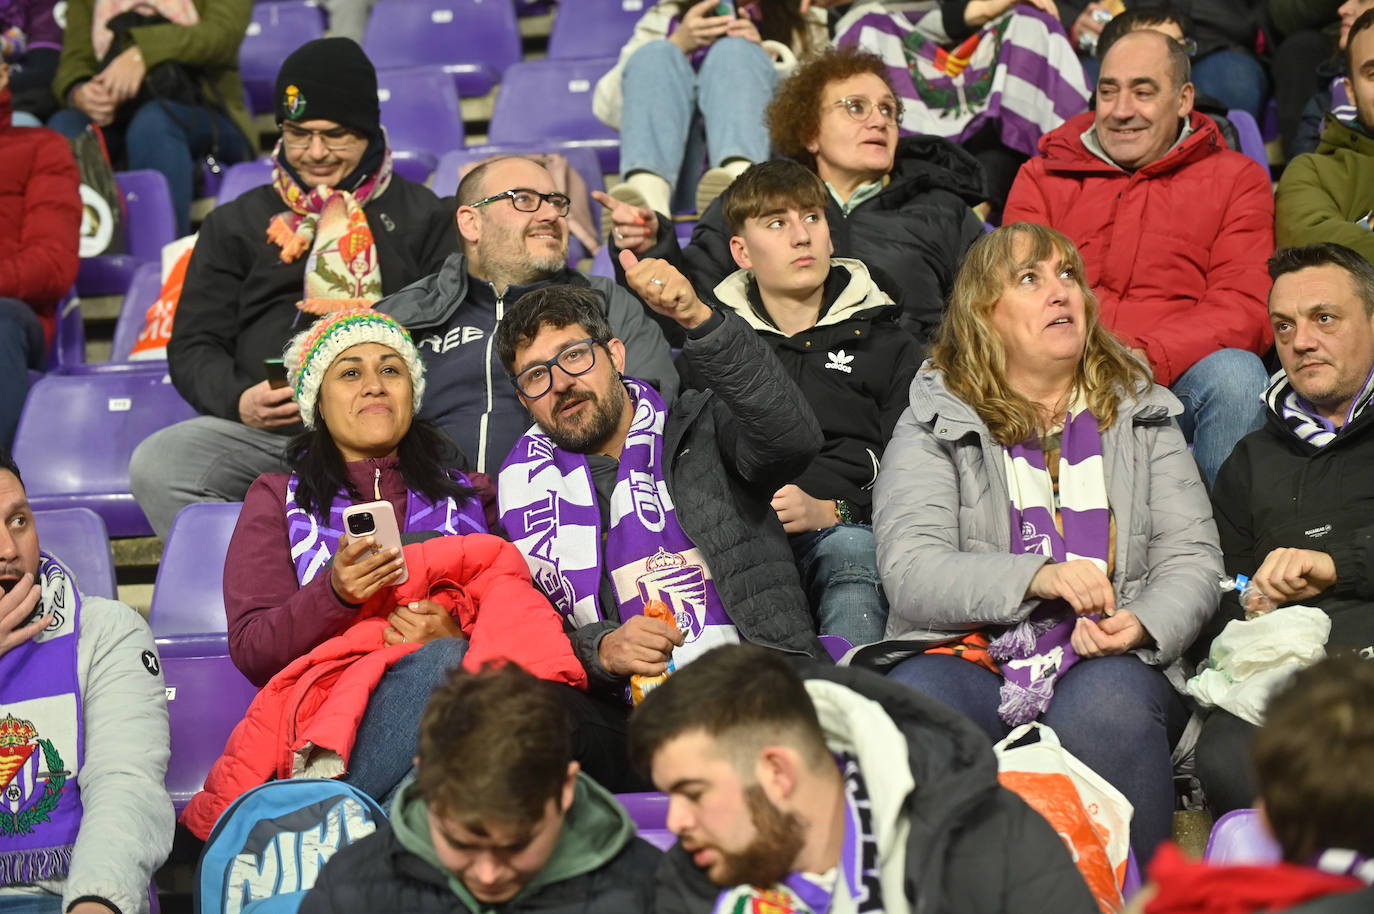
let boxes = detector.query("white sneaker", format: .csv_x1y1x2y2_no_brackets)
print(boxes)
695,166,739,215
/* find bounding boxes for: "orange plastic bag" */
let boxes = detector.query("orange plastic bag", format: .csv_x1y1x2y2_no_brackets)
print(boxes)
995,723,1132,913
129,236,196,360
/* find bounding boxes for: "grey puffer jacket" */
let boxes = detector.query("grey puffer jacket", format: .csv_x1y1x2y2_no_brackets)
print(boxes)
570,310,830,690
866,364,1221,673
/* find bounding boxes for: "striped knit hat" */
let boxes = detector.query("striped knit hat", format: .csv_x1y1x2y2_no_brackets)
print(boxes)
283,307,425,430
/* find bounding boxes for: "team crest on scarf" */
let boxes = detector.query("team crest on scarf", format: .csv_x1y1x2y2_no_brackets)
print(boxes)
0,714,68,837
631,548,707,641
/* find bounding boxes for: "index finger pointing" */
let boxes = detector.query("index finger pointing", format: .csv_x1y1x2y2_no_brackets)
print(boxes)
591,190,618,212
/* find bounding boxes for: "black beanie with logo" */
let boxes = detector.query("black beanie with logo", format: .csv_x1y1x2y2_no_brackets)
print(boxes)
273,37,381,139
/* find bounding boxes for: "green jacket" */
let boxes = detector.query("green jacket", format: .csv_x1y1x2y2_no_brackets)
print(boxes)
53,0,253,147
297,772,659,914
1276,114,1374,264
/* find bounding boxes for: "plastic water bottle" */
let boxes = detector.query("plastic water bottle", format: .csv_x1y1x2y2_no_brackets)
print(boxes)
1218,573,1276,619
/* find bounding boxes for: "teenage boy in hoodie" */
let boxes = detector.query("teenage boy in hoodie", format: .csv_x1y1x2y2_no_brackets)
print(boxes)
676,159,921,648
630,643,1097,914
300,662,661,914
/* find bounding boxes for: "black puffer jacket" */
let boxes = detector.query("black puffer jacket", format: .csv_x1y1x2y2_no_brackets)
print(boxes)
656,662,1099,914
169,176,456,421
570,309,830,692
616,137,987,344
1210,378,1374,655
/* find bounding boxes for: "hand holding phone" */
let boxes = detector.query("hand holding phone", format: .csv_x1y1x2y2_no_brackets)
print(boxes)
330,502,408,604
264,358,289,389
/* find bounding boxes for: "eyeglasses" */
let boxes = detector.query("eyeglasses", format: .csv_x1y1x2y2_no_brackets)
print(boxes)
472,188,572,218
281,125,365,150
829,95,904,125
512,338,604,399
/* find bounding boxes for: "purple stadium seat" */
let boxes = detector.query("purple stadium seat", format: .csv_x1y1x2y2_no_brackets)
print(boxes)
1227,109,1270,172
488,58,622,174
214,158,275,207
617,791,668,827
148,502,243,637
109,262,163,363
819,634,853,661
33,508,118,600
51,290,84,372
148,501,254,810
76,170,177,297
363,0,520,98
160,648,258,812
547,0,644,60
432,143,604,263
377,66,465,180
11,369,199,536
240,1,327,115
1204,808,1282,865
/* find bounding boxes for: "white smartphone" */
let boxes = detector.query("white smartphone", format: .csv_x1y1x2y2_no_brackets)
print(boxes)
341,500,408,586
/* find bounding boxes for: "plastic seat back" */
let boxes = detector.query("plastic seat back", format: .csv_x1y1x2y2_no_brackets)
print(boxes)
76,170,178,297
547,0,644,59
33,508,118,600
148,502,244,638
363,0,520,98
488,58,622,174
1204,808,1282,865
214,158,275,207
1227,109,1270,172
240,1,326,114
110,262,164,362
377,66,465,164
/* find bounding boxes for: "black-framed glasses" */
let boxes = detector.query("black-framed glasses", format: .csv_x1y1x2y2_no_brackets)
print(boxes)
472,188,572,217
281,124,365,150
512,337,604,399
829,95,904,125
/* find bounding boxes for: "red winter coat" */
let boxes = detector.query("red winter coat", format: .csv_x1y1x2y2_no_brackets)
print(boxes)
0,88,80,345
181,532,587,839
1003,111,1274,387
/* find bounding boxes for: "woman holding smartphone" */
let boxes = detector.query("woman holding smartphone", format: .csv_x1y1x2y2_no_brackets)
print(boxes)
213,308,581,811
593,0,829,216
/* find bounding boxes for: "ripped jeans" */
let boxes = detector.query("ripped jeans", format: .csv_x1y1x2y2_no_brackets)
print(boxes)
789,523,889,648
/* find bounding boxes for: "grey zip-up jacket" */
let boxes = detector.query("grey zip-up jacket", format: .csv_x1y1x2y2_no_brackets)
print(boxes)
378,251,678,473
866,365,1221,674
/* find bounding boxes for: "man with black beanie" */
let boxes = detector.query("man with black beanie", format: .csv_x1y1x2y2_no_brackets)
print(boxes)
130,37,460,540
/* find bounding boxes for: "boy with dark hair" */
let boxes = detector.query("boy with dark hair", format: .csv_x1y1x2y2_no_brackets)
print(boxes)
676,158,921,647
1139,654,1374,913
629,643,1097,914
300,663,662,913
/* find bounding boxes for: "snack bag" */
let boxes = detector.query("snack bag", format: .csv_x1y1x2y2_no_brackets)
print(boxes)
630,599,678,705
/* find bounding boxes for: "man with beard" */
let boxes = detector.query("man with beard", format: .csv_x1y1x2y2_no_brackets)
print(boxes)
629,644,1097,914
0,450,173,914
492,281,828,789
378,156,678,475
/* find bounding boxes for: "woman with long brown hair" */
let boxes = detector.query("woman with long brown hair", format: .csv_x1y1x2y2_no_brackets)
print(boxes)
872,222,1221,865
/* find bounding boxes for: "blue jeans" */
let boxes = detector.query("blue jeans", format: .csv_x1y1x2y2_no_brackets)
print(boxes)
48,100,249,237
888,651,1189,864
342,637,469,806
789,524,889,647
1171,348,1267,488
0,298,46,450
619,37,775,196
0,895,63,914
1190,50,1269,122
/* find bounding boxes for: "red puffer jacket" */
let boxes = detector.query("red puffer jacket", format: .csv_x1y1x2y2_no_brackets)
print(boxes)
1003,111,1274,387
0,88,80,344
181,533,586,839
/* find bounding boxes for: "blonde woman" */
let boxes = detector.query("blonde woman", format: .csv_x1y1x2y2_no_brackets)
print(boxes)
872,222,1221,864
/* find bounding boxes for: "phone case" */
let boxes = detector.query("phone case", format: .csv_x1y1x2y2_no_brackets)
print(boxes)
341,499,409,585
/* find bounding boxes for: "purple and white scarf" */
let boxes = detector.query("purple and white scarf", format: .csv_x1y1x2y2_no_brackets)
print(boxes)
285,472,486,586
498,378,738,666
1266,365,1374,450
835,2,1089,158
710,754,882,914
0,553,84,885
991,403,1110,726
1313,849,1374,885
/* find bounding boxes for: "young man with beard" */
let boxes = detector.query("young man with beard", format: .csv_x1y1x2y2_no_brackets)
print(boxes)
628,644,1097,914
0,451,173,914
492,281,828,787
378,156,678,474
